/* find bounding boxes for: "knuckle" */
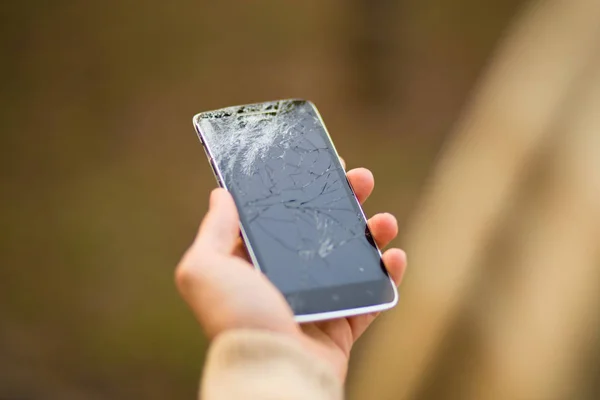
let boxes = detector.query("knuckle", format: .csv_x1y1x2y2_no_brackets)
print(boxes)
175,252,204,289
174,263,192,290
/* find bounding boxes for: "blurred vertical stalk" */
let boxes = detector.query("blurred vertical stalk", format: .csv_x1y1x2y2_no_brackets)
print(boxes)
465,50,600,400
349,1,600,399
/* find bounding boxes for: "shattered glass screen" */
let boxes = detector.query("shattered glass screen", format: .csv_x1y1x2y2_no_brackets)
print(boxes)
196,100,388,294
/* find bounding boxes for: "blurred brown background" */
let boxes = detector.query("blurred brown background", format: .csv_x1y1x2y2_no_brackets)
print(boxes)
3,0,600,399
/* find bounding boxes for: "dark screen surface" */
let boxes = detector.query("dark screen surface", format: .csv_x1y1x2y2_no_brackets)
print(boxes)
195,100,395,314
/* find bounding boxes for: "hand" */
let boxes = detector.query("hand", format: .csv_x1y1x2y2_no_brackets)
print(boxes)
175,165,407,381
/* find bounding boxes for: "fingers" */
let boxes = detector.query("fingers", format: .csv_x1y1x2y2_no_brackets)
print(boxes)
367,213,398,249
346,167,374,204
339,156,346,170
382,248,407,286
193,188,240,256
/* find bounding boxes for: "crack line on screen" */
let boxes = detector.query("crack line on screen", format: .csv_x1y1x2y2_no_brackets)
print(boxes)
197,100,368,287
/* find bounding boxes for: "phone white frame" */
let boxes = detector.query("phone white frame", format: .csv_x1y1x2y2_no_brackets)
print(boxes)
192,99,398,323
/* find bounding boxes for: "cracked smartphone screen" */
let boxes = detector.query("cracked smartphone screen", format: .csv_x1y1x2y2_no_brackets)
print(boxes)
194,100,393,316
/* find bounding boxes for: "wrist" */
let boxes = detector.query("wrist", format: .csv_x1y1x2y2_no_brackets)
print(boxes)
294,331,349,382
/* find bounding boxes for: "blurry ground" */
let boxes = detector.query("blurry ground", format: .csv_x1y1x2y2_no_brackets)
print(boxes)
1,1,523,398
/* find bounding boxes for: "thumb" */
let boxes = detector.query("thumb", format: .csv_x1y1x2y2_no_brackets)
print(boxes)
193,188,240,256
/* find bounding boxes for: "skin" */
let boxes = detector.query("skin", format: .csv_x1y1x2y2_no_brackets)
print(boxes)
175,164,407,381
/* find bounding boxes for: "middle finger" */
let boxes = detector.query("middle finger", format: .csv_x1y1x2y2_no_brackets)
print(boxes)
367,212,398,249
346,167,375,204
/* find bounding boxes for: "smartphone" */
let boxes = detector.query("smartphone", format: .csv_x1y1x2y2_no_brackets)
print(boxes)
192,99,397,322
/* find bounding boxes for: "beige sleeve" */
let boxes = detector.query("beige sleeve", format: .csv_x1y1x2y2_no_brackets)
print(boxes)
200,329,343,400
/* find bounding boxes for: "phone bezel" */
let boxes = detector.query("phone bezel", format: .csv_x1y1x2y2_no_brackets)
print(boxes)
192,99,398,323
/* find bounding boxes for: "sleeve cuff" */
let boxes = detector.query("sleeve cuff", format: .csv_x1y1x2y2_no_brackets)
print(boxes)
200,329,343,400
